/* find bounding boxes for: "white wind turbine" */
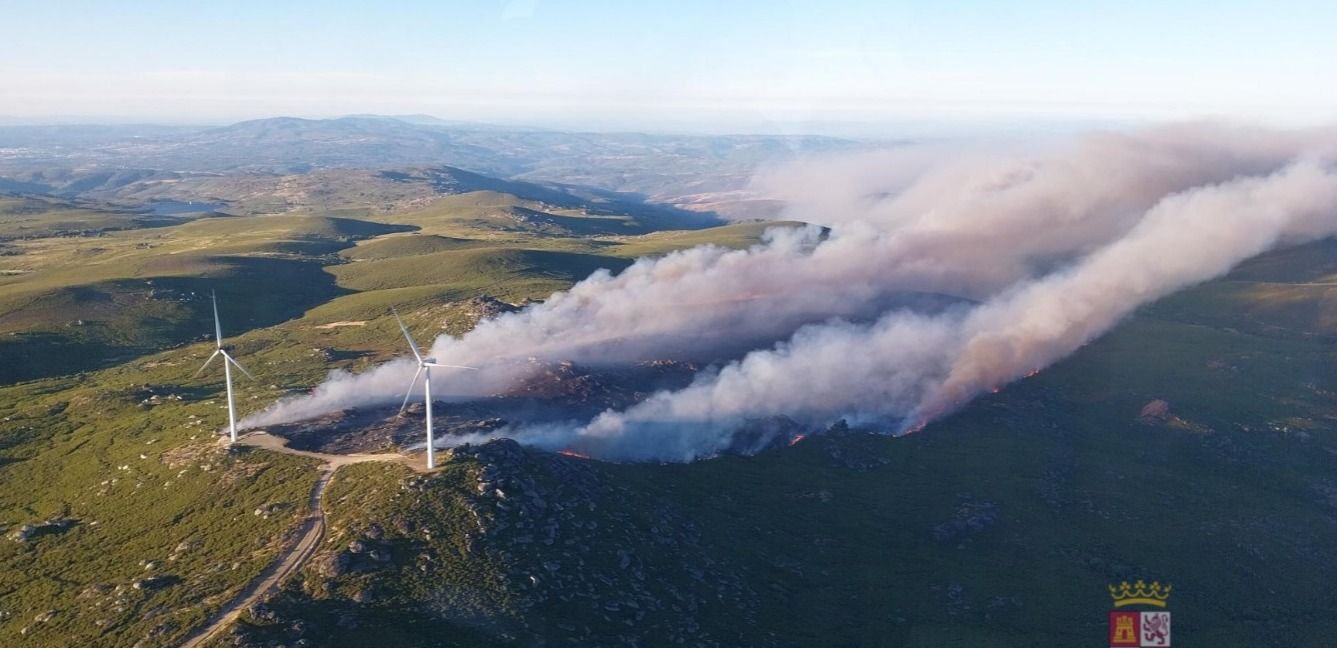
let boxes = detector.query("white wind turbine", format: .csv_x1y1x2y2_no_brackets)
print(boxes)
193,291,254,444
393,308,476,469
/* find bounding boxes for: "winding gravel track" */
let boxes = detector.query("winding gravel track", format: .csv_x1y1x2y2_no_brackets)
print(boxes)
178,433,427,648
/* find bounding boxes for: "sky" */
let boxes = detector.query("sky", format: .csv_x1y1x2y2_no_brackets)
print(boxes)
3,0,1336,133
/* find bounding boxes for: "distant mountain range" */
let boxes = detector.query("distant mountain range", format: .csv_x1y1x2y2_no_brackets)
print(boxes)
0,164,720,227
0,115,873,214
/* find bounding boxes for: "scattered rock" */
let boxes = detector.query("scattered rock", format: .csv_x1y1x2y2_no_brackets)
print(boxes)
253,502,291,518
1138,399,1170,424
249,602,279,624
351,586,378,604
132,575,179,591
314,552,351,578
8,517,78,542
456,295,521,323
932,501,1001,544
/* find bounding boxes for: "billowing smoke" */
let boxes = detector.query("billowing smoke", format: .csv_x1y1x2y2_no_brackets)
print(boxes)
241,123,1337,461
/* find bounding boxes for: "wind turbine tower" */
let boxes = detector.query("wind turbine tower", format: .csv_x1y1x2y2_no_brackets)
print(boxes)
193,291,254,443
393,308,476,469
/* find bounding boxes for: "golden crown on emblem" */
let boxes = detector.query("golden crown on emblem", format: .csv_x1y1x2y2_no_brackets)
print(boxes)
1108,580,1172,608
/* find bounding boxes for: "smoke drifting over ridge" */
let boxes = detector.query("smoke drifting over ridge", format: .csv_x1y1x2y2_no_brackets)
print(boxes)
241,123,1337,461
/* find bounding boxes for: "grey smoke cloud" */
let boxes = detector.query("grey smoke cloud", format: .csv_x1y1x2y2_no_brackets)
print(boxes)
567,158,1337,460
240,123,1337,461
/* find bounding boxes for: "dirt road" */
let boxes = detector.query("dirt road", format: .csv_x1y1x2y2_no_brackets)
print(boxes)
178,433,427,647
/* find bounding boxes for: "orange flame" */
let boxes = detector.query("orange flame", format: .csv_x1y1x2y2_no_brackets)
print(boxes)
905,402,949,434
788,434,807,447
557,449,591,460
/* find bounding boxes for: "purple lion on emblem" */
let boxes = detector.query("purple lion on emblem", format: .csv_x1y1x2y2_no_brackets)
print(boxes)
1143,613,1170,643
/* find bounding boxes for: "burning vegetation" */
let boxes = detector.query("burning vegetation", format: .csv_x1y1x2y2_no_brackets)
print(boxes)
263,359,703,455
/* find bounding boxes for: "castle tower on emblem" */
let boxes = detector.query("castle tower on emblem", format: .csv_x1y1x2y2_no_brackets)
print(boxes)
1108,580,1171,647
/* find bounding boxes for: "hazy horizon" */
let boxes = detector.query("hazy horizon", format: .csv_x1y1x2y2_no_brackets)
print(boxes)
5,0,1336,134
0,111,1141,139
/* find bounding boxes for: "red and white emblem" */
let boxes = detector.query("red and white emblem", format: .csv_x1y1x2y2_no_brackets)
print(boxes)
1110,610,1171,647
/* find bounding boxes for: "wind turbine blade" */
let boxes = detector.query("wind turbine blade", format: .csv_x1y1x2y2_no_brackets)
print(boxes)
391,308,423,362
398,366,425,416
223,351,255,380
424,362,478,370
212,290,223,349
192,350,220,378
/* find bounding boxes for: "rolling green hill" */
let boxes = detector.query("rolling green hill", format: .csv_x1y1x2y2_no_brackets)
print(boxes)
331,247,632,296
340,234,487,260
0,180,751,386
0,195,180,240
5,179,1337,647
0,184,778,646
0,209,415,383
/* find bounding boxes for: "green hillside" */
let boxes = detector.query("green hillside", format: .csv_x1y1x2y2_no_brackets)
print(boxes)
0,369,319,646
0,186,756,386
331,247,631,295
340,234,487,260
0,188,775,646
5,184,1337,646
0,210,413,383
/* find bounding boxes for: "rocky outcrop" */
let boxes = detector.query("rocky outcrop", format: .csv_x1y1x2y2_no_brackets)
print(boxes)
1138,399,1171,424
456,295,520,323
131,575,180,591
8,517,78,542
932,500,1001,544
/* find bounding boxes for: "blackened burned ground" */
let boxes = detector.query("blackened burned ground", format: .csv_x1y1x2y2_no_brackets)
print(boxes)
264,360,701,454
261,405,497,455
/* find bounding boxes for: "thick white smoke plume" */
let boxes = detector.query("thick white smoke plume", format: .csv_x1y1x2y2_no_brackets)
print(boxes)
241,123,1337,461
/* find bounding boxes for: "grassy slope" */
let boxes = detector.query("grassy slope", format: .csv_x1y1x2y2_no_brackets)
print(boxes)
604,220,805,258
0,192,769,384
237,462,515,648
0,366,319,646
0,196,164,240
0,190,766,647
0,210,414,382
